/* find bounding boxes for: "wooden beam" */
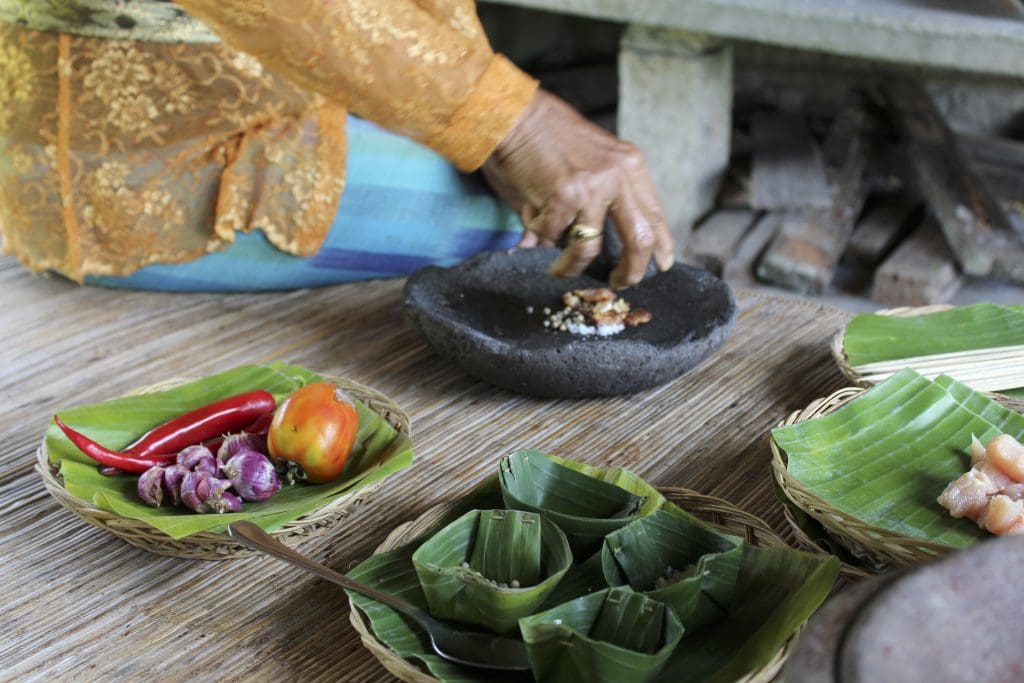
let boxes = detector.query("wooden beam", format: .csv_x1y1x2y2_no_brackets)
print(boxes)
755,106,873,294
749,112,831,210
961,132,1024,170
483,0,1024,78
872,216,964,306
722,212,782,284
846,192,923,267
685,209,760,275
882,78,1024,283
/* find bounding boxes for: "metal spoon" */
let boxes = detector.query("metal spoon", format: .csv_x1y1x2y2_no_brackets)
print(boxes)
227,521,532,672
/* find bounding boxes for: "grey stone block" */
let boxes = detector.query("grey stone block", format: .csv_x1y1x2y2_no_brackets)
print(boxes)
618,26,732,251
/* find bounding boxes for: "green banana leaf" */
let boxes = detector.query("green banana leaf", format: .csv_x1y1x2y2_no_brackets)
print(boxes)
774,368,1024,547
600,509,743,633
843,303,1024,366
346,463,839,682
412,509,572,635
348,480,528,683
539,550,609,609
45,363,413,539
499,450,664,553
519,587,684,683
656,545,838,683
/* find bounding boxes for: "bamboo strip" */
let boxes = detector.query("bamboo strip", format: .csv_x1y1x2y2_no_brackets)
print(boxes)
856,368,1024,393
851,344,1024,373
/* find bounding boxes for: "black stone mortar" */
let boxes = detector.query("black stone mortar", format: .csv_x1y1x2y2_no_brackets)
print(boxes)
403,247,737,398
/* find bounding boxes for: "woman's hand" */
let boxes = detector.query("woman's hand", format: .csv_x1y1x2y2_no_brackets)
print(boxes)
482,89,674,288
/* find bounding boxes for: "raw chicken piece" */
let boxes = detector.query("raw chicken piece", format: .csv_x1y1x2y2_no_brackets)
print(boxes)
986,434,1024,482
975,460,1017,491
977,495,1024,535
938,459,1016,517
937,468,1002,518
970,434,987,466
1000,483,1024,501
938,434,1024,535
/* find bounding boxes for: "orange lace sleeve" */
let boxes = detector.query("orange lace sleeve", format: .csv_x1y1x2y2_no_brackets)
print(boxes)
172,0,539,171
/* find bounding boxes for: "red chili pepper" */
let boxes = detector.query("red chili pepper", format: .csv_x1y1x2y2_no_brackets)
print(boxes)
243,411,274,436
125,390,276,457
54,416,176,474
200,410,275,455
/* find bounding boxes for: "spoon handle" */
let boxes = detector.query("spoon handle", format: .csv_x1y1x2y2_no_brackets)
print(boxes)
228,521,434,625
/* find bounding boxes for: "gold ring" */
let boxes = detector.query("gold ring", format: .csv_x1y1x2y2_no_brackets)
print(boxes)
568,223,601,243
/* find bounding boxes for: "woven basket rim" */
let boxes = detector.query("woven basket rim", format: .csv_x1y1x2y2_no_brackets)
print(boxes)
832,304,956,386
770,383,1023,572
37,373,411,560
348,486,808,683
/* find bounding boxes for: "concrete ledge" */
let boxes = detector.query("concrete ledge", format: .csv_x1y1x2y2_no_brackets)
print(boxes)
482,0,1024,77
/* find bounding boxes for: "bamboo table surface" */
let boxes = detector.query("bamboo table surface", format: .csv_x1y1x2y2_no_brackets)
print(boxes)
0,254,853,681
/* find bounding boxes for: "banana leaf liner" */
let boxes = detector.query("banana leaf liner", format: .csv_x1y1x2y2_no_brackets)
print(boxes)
37,362,414,559
498,450,664,554
600,508,743,633
831,303,1024,399
347,481,838,683
771,368,1024,570
519,587,684,683
411,508,572,635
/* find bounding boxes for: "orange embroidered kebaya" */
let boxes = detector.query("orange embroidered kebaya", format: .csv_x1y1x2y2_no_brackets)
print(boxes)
0,1,538,281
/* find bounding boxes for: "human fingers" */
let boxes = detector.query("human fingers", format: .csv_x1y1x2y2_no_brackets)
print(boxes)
549,211,605,278
629,166,674,271
516,206,540,247
517,231,557,249
529,189,582,246
607,189,657,289
517,230,540,248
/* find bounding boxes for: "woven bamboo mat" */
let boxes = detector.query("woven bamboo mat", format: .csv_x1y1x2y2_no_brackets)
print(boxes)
0,254,851,681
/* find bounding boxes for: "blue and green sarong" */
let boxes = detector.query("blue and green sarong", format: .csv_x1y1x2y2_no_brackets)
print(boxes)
86,116,522,292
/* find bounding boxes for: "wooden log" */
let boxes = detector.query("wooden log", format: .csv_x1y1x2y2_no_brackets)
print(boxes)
963,137,1024,235
685,209,760,275
722,212,782,284
960,132,1024,170
845,192,923,267
717,154,752,209
749,112,832,210
755,106,873,294
872,216,964,306
972,160,1024,204
882,78,1024,283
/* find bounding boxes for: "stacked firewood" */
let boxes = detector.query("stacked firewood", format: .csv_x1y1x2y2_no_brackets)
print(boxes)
686,80,1024,306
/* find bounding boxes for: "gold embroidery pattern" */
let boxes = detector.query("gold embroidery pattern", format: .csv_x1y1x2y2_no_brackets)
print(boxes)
0,42,35,130
229,51,263,79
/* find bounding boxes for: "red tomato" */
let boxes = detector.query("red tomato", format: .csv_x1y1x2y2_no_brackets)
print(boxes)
268,382,359,483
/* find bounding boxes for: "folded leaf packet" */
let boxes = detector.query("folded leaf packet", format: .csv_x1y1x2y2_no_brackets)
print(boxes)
601,508,743,633
499,449,665,554
773,368,1024,548
519,587,684,683
412,508,572,635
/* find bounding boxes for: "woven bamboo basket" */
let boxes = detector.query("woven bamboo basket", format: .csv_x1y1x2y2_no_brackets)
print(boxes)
770,386,1024,572
36,375,411,560
831,304,954,386
349,487,806,683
